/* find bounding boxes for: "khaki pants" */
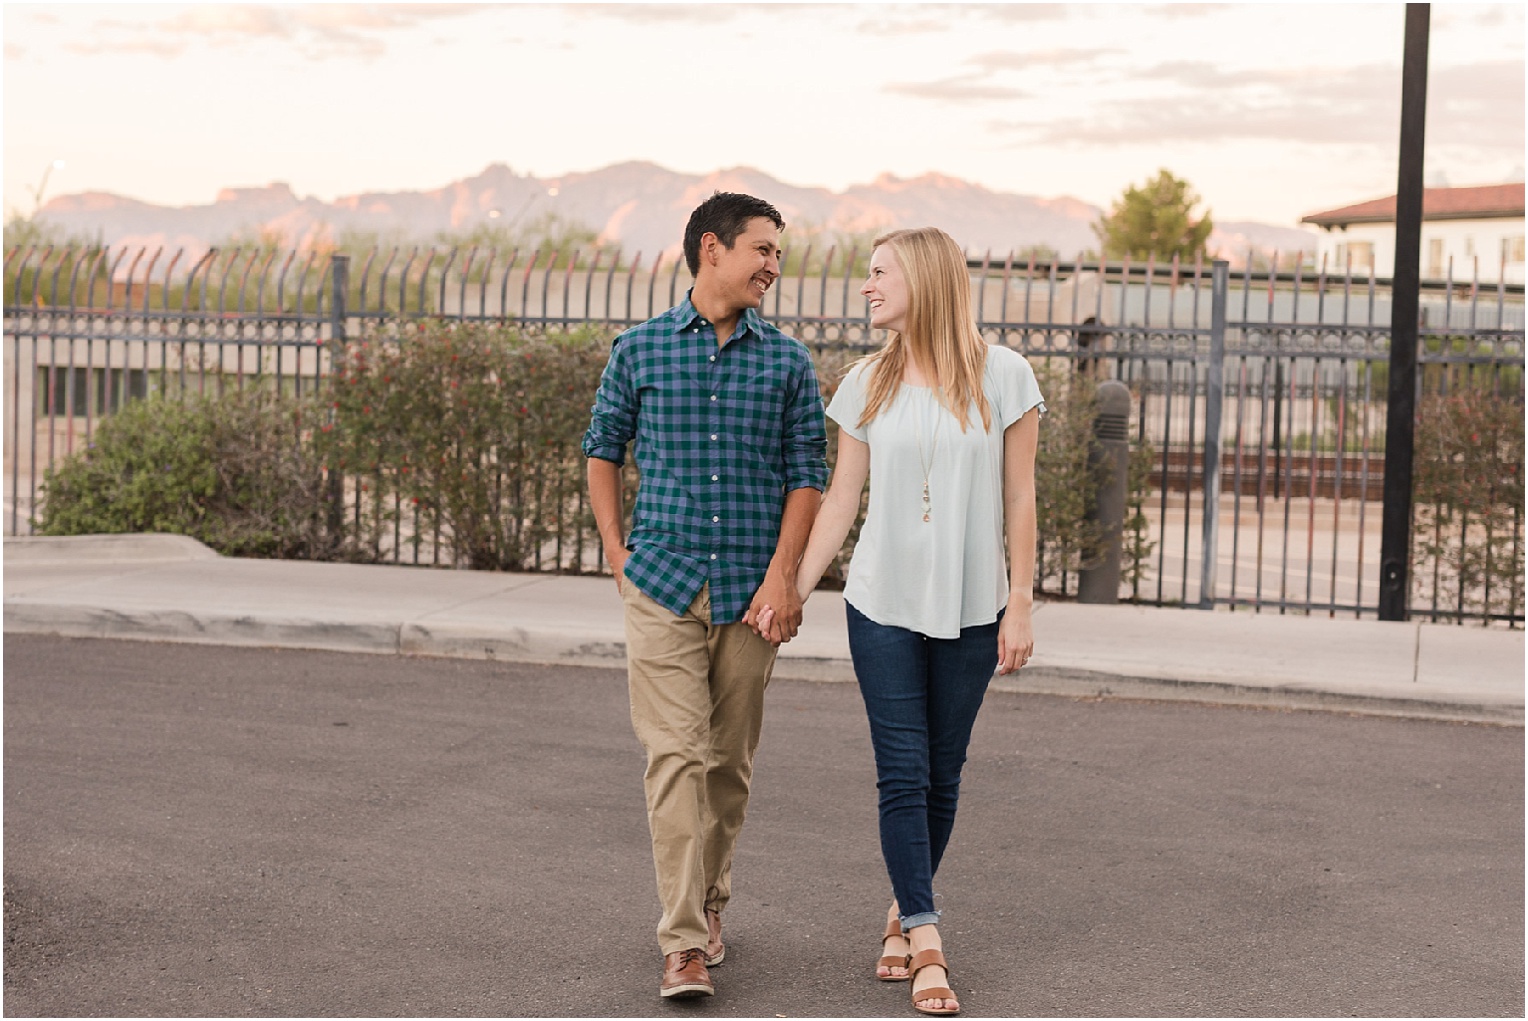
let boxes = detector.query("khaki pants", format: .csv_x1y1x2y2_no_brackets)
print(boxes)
622,580,779,955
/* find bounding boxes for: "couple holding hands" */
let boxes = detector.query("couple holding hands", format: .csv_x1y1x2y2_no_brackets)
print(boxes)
582,191,1043,1015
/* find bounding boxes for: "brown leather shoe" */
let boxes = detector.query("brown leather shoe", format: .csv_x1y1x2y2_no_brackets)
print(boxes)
660,948,713,999
704,908,725,966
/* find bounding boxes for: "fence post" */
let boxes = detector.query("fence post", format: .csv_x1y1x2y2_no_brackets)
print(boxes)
1379,4,1429,622
329,254,349,347
326,254,349,544
1198,259,1229,609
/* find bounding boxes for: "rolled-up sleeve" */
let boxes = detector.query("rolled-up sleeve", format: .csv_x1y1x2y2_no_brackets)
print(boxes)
581,339,636,464
781,354,829,493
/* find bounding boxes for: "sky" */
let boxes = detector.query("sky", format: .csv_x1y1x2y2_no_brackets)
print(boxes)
4,2,1524,229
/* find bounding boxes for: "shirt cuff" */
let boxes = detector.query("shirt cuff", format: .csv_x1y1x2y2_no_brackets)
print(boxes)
581,440,626,464
784,466,829,492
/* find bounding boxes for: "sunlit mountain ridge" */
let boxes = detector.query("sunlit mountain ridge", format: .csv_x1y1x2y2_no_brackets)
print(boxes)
34,160,1316,266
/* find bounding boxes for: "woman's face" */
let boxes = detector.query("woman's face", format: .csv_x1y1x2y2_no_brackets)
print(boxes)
861,245,909,334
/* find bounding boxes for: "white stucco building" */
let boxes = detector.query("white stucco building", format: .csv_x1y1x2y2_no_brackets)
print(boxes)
1301,183,1525,285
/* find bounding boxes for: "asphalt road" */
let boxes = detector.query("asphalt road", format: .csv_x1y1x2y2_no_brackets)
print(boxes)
4,635,1522,1019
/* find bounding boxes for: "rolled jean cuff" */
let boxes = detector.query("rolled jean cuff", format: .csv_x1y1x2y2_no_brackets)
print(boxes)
900,910,941,930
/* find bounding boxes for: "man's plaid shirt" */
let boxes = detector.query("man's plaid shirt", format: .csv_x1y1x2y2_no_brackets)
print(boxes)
581,294,828,622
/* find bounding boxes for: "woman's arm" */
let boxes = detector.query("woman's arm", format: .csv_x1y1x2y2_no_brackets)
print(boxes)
793,430,870,602
749,430,868,642
997,409,1039,674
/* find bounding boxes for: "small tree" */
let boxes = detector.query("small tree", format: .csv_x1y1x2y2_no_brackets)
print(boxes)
1093,169,1213,262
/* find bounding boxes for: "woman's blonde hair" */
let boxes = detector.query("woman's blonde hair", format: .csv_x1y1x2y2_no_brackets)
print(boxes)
856,227,991,432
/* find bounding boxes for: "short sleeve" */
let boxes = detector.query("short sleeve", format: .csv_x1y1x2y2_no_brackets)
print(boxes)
826,363,870,442
989,346,1045,430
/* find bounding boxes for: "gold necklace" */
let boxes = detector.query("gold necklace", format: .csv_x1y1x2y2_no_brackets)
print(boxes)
914,392,941,523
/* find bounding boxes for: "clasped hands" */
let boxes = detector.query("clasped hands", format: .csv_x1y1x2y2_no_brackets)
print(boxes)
743,573,802,647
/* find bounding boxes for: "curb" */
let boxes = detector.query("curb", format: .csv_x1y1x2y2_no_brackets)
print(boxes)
7,603,1520,726
995,667,1524,726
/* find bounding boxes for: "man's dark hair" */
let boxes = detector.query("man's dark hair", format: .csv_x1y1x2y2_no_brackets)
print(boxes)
682,192,785,276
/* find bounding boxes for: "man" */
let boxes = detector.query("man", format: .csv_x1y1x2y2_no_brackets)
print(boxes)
582,192,827,999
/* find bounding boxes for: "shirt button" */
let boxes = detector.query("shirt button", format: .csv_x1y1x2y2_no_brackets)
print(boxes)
710,394,717,401
712,516,720,523
709,355,716,362
709,554,717,561
711,474,719,481
710,434,718,441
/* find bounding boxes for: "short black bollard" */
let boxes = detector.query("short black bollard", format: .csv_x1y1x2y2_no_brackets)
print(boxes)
1078,380,1132,604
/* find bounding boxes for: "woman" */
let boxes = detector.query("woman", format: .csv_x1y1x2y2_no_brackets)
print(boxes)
759,227,1042,1015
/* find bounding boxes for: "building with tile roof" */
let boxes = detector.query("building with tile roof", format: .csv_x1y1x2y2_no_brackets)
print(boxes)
1301,183,1524,285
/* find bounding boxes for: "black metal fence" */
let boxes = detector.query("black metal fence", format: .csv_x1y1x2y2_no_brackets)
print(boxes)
6,244,1523,623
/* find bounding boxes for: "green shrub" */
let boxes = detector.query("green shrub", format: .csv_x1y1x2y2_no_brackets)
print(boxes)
1122,430,1158,593
1031,363,1107,587
38,387,340,559
1412,384,1524,622
35,323,1158,598
323,321,615,570
1028,363,1157,594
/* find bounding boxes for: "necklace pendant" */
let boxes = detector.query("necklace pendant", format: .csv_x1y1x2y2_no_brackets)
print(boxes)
922,512,931,523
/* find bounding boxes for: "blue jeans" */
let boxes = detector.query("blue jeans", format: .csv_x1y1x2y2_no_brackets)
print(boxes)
845,601,1000,930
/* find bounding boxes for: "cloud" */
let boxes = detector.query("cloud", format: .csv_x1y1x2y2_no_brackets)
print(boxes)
1436,4,1522,30
1133,60,1288,91
965,4,1073,22
62,4,495,60
856,16,950,37
967,48,1121,71
996,60,1523,155
1429,61,1526,147
885,44,1113,103
885,75,1027,102
1146,3,1234,18
66,31,185,59
570,4,742,24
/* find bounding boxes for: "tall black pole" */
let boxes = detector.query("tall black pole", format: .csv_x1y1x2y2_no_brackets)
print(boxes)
1379,3,1429,621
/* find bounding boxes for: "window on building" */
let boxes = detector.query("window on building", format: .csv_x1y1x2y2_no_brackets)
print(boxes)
1503,236,1526,266
1338,239,1387,270
36,366,152,418
1426,238,1445,279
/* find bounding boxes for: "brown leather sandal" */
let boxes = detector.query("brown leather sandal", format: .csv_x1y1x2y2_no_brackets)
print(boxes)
877,915,912,982
909,948,959,1015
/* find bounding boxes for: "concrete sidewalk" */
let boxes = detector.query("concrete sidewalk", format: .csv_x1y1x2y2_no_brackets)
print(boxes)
4,533,1523,724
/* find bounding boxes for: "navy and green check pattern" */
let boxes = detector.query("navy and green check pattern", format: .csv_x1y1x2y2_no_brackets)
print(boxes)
581,294,828,622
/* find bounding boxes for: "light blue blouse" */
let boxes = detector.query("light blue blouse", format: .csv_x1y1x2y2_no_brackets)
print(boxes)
827,345,1044,638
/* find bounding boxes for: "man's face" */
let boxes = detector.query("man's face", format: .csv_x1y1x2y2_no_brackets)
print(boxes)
701,217,783,312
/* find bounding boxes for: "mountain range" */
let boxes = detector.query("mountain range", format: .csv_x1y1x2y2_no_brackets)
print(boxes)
35,160,1317,267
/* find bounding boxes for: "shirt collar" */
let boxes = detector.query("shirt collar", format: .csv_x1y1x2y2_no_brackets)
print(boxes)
672,290,764,343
